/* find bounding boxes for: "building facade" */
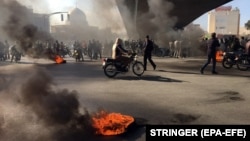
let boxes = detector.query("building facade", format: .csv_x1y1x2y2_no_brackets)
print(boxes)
239,27,250,36
50,8,118,42
32,13,50,33
207,6,240,35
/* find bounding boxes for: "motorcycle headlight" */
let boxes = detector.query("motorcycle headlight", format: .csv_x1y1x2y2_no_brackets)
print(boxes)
102,58,107,66
223,52,226,56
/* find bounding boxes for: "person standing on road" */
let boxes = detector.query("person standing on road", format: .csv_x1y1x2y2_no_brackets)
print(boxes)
143,35,156,71
200,32,220,74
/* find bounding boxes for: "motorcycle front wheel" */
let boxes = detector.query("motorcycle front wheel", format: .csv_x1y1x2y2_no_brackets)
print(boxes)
132,61,144,76
222,58,233,69
104,63,118,78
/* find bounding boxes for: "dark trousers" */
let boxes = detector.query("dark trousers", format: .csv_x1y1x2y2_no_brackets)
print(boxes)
201,53,216,72
143,52,156,70
116,56,130,66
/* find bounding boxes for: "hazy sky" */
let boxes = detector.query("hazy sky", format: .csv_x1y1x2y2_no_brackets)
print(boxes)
23,0,249,31
193,0,250,30
44,0,249,31
45,0,92,13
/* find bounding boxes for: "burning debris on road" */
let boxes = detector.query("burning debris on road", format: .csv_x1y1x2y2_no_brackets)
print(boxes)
0,66,139,141
54,55,66,64
92,110,135,136
0,0,67,64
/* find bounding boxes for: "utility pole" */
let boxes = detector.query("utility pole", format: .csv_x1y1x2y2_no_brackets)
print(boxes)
47,12,69,33
75,0,78,8
134,0,139,38
134,0,139,28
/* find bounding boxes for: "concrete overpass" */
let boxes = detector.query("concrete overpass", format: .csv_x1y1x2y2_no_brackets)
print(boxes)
116,0,233,38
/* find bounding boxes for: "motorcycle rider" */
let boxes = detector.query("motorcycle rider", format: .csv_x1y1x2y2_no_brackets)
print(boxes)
112,38,131,71
231,37,245,55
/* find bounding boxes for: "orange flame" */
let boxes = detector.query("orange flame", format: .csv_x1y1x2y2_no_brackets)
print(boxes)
216,50,223,62
54,55,65,64
92,111,134,136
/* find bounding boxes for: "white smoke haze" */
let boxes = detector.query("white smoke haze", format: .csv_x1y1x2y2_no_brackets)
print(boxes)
82,0,127,37
1,0,190,44
115,0,139,39
16,0,50,13
0,0,127,43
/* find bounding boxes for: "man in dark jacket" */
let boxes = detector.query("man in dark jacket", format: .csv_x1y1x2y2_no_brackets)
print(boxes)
200,32,220,74
143,35,156,71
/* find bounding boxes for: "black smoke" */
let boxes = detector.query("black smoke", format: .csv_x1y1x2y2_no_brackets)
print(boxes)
0,66,96,141
0,0,53,58
117,0,205,54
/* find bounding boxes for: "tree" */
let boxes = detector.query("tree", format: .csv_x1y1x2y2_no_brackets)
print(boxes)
245,20,250,30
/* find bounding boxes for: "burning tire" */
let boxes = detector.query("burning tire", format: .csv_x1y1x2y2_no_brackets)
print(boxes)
92,111,135,136
104,63,118,78
132,62,144,76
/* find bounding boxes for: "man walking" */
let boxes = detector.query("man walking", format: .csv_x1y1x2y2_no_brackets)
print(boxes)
143,35,156,71
200,32,220,74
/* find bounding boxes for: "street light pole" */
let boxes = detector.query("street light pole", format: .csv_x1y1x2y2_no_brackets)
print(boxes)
134,0,139,38
134,0,139,25
47,11,69,33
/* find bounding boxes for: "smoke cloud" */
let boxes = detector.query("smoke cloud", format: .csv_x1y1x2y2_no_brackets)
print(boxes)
15,0,50,13
86,0,127,36
0,0,205,57
0,0,53,59
0,0,123,58
0,66,95,141
137,0,177,42
126,0,205,55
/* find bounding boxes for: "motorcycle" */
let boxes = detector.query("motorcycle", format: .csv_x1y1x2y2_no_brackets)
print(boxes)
236,53,250,71
222,49,245,69
73,48,84,62
102,53,144,78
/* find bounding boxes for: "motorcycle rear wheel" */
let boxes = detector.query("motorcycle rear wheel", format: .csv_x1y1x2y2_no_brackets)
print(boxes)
132,61,144,76
155,48,165,57
236,59,249,71
222,58,233,69
104,63,118,78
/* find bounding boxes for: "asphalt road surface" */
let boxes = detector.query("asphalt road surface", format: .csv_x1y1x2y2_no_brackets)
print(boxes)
1,55,250,141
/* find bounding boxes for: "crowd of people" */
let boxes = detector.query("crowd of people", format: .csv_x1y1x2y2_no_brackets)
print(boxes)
0,39,115,63
1,34,249,74
200,33,250,74
0,40,11,61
